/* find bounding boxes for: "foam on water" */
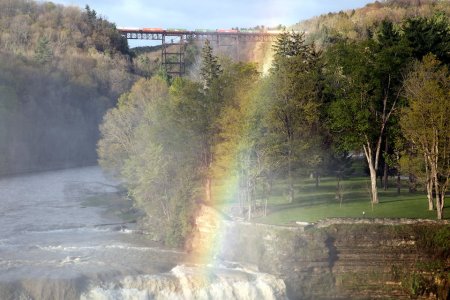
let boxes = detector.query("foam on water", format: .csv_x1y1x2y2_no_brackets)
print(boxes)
0,167,288,299
81,264,287,300
60,256,89,265
35,244,184,255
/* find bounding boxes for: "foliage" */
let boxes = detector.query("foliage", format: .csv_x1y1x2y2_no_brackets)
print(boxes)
261,31,323,203
400,54,450,219
292,0,450,48
402,12,450,64
0,0,135,175
325,20,412,204
86,2,450,257
99,77,201,246
34,36,53,64
212,61,261,217
200,39,222,90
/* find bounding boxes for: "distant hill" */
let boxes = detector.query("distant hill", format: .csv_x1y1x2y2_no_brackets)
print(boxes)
131,0,450,77
0,0,136,175
292,0,450,47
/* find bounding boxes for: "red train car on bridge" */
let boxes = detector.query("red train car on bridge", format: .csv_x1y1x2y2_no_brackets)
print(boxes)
117,27,283,35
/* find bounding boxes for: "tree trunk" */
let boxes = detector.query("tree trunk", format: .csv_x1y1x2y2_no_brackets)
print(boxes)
315,171,320,188
262,180,267,216
264,198,268,216
431,164,442,219
426,176,434,211
337,175,343,207
247,176,252,221
368,163,379,204
203,142,212,204
430,128,442,219
238,173,244,216
433,175,443,220
162,187,171,221
397,172,401,195
363,144,379,204
383,167,388,190
436,193,444,220
288,149,294,203
424,154,434,211
436,189,443,220
383,136,389,190
268,174,273,197
205,177,211,204
408,174,416,192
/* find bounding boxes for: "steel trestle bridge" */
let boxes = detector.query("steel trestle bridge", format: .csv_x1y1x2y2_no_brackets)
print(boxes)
118,28,280,76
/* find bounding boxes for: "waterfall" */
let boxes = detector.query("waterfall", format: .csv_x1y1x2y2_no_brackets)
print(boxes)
81,264,287,300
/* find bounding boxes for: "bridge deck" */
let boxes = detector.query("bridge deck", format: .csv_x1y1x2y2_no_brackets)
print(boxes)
118,28,280,76
118,29,279,41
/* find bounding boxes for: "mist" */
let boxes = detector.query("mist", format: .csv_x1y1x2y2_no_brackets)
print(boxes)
0,0,449,299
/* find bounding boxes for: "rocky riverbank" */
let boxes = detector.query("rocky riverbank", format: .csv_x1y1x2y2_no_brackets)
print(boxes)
189,206,450,299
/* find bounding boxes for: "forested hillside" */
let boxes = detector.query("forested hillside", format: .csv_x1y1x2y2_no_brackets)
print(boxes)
293,0,450,47
0,0,135,175
98,0,449,249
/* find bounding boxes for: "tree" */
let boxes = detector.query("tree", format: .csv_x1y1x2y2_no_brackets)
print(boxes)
98,76,202,246
196,40,224,203
97,78,163,175
213,62,260,219
400,54,450,219
200,39,222,90
326,24,411,204
34,36,53,64
0,0,135,176
85,5,96,20
263,31,323,203
403,12,450,64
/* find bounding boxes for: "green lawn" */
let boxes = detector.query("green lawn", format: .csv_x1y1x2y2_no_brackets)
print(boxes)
212,176,447,224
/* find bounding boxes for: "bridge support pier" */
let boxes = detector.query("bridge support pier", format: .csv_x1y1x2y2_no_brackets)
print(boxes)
161,34,186,77
119,29,279,77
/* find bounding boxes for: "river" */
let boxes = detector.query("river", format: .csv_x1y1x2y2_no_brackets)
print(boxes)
0,167,286,299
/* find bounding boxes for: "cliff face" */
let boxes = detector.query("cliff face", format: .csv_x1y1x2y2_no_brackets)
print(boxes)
189,206,450,299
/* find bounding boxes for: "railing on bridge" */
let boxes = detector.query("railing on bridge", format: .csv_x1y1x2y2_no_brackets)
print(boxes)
118,28,280,76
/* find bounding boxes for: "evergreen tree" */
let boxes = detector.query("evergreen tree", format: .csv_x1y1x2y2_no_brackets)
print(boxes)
403,12,450,64
200,39,221,90
272,30,309,59
85,5,97,24
195,40,225,203
34,36,52,65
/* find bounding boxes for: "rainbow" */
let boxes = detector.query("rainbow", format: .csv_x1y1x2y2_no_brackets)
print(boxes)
187,62,275,267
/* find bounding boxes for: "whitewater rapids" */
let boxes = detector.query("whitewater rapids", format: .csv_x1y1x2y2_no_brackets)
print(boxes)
0,166,287,299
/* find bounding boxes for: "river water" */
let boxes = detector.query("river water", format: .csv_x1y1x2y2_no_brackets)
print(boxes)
0,167,286,299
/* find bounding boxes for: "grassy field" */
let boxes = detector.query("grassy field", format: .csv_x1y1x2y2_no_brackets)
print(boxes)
213,176,448,224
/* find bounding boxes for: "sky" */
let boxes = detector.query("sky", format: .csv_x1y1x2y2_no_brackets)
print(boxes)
49,0,375,46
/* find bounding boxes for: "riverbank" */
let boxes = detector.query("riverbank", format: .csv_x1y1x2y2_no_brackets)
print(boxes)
189,205,450,299
80,170,450,299
0,160,97,179
0,167,184,299
226,220,449,299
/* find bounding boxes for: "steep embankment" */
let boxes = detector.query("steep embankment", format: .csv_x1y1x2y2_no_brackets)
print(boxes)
0,0,135,175
190,206,450,299
133,39,274,79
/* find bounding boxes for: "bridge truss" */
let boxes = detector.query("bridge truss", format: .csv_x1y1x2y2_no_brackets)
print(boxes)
118,29,279,76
